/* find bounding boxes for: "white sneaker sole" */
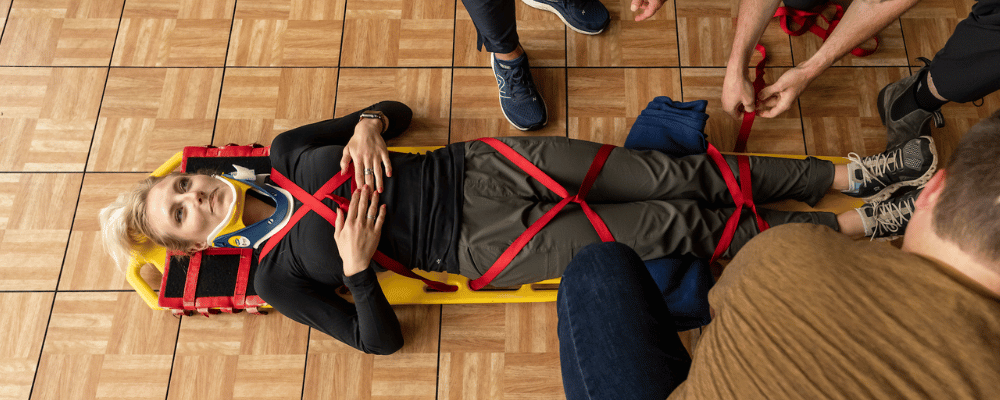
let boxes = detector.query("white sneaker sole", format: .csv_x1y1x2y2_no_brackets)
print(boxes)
491,53,548,131
863,137,938,204
520,0,606,36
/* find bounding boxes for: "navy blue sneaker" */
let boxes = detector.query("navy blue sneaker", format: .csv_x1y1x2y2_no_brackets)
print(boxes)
522,0,610,35
492,53,547,131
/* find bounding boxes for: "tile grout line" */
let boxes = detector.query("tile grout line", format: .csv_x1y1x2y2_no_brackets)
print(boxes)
435,305,444,400
209,0,241,146
26,0,129,398
0,0,12,45
673,0,684,102
163,316,184,400
300,329,312,400
447,0,457,146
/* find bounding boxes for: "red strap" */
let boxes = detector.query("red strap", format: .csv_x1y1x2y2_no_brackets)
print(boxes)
261,167,458,293
182,252,203,309
468,138,616,290
705,145,769,264
774,4,878,58
735,44,768,153
233,250,251,308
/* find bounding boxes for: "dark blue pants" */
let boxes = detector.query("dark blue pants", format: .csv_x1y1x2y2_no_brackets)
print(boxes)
558,242,692,400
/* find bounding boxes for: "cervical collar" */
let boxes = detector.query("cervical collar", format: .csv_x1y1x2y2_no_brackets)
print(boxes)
207,168,293,249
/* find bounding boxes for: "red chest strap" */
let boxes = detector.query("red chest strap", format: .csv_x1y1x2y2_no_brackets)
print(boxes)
259,165,458,293
468,137,616,290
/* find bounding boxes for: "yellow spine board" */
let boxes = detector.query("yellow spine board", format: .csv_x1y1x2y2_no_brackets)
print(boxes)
127,148,861,311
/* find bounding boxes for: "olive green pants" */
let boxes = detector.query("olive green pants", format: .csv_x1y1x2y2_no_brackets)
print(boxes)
459,137,839,287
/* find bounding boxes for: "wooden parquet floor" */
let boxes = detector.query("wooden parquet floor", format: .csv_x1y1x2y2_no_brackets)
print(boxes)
1,0,996,398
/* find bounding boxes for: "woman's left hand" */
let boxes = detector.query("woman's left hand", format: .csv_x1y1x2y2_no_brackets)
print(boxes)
341,117,392,193
334,185,386,277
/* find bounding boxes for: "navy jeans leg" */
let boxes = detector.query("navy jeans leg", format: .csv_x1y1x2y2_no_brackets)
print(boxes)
558,242,692,400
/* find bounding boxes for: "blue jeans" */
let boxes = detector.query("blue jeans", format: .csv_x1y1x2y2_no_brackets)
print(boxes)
558,242,692,400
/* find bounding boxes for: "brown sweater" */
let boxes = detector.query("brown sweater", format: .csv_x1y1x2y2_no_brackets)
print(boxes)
669,224,1000,400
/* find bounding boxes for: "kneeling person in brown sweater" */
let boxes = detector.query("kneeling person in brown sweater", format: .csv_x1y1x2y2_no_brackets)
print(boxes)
557,113,1000,400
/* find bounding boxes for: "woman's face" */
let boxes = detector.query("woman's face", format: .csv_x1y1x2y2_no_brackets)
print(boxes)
146,174,234,249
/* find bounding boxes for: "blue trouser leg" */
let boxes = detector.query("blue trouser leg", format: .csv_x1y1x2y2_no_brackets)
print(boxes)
461,0,520,53
558,242,692,400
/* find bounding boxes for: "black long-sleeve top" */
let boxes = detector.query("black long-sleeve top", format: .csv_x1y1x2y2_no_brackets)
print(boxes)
253,103,464,354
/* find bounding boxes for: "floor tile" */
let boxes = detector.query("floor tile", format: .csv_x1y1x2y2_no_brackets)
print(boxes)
215,67,337,145
681,67,807,154
336,68,452,147
675,0,794,67
0,0,124,66
438,303,563,399
454,0,566,67
88,68,223,172
450,67,566,142
789,6,907,67
303,305,440,400
228,0,345,67
800,66,909,156
341,0,455,67
61,172,152,291
568,0,678,67
0,173,82,291
931,91,1000,164
169,311,309,400
31,292,178,400
900,0,975,64
112,0,236,67
567,68,682,145
0,67,106,172
0,292,53,400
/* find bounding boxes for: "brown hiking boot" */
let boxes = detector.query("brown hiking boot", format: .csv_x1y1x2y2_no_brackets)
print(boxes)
877,58,944,151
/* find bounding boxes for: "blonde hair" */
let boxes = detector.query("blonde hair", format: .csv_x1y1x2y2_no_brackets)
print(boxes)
99,173,198,273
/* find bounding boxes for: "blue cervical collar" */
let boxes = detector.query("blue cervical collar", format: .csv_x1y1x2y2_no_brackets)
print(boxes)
212,175,293,249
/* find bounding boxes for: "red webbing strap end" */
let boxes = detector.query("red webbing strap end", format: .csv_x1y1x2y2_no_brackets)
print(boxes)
233,250,252,308
372,253,458,292
738,155,769,231
182,252,203,310
735,44,767,154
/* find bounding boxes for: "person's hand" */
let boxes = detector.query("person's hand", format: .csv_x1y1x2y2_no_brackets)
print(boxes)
341,118,392,193
755,66,814,118
334,185,386,277
630,0,666,22
722,70,756,120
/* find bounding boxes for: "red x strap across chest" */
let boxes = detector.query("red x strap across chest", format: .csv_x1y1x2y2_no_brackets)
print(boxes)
259,164,459,292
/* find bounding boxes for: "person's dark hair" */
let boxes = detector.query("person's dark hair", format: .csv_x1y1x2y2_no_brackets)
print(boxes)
932,112,1000,265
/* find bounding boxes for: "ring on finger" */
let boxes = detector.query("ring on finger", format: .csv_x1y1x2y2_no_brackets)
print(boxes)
367,215,375,220
364,168,374,175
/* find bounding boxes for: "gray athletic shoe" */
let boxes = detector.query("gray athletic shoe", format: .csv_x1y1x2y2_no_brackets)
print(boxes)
843,136,937,203
877,57,944,151
856,187,921,241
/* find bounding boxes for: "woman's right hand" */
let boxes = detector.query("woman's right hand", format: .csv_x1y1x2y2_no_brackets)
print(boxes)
334,185,386,277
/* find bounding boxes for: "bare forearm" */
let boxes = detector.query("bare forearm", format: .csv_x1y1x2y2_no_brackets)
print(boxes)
797,0,919,76
727,0,784,73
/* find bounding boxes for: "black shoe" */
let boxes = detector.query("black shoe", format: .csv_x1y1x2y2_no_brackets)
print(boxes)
521,0,610,35
856,187,921,240
877,57,945,151
843,137,937,203
492,53,548,131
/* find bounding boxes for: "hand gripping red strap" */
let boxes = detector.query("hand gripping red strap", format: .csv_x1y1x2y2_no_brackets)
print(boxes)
705,144,769,264
468,138,616,290
774,4,878,58
736,44,769,153
259,166,458,292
